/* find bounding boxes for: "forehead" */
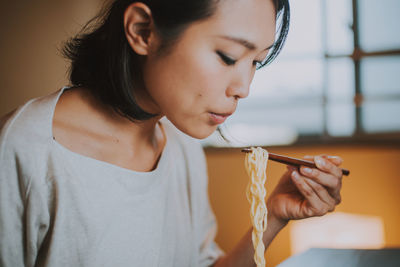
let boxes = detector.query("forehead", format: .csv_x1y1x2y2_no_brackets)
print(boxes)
202,0,276,48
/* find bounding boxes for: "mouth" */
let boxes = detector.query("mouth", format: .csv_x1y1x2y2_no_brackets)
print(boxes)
208,111,233,125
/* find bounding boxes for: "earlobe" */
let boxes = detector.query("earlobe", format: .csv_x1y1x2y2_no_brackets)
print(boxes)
124,2,155,56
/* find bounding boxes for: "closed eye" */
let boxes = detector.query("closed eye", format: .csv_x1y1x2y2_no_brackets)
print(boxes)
216,51,237,66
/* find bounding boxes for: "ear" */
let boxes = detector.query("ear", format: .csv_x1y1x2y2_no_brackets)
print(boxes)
124,2,156,56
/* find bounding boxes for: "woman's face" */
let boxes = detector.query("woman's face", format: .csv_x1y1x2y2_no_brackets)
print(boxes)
141,0,276,139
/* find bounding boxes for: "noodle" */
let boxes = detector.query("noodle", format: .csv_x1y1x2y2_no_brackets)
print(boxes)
245,147,269,267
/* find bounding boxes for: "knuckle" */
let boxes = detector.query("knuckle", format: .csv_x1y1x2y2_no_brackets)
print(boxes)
304,188,314,197
335,178,343,189
316,208,327,216
336,195,342,205
322,206,330,215
302,185,314,197
311,206,328,217
306,209,315,217
332,178,340,188
333,167,342,177
314,183,325,193
325,161,334,172
311,168,319,177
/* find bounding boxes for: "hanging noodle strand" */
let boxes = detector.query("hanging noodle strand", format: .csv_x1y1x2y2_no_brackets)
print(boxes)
245,147,269,267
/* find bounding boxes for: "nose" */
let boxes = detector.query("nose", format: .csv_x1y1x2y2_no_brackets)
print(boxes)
226,66,254,100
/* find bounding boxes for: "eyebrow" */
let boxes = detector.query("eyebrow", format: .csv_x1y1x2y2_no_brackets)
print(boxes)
218,35,274,51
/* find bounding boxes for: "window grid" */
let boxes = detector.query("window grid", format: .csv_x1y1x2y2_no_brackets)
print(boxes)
323,0,400,138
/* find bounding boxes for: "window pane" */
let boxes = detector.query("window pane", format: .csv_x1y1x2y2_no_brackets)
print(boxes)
362,100,400,133
360,56,400,96
358,0,400,51
327,103,355,136
327,58,355,99
326,58,355,136
241,57,325,140
326,0,354,55
280,0,323,56
251,58,324,98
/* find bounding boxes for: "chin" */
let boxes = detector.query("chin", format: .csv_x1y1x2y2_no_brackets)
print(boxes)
189,130,215,140
166,115,219,139
175,122,217,140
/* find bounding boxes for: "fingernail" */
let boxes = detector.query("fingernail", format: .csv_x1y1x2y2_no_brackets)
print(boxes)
292,171,300,180
328,155,343,163
302,167,312,174
315,157,325,167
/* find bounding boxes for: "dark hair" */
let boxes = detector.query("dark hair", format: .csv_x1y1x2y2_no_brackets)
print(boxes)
62,0,290,121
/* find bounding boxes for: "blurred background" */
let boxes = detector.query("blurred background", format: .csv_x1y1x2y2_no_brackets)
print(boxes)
0,0,399,266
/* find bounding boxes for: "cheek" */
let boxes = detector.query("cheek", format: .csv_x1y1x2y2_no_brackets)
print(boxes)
150,55,225,138
179,51,227,104
148,49,226,113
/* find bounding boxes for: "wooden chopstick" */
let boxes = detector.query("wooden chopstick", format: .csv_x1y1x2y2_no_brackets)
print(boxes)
241,148,350,176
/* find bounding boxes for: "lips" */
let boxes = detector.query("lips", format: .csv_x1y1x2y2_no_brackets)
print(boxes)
209,111,233,125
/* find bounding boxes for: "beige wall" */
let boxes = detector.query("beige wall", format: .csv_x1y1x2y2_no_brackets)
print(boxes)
205,144,400,266
0,0,102,116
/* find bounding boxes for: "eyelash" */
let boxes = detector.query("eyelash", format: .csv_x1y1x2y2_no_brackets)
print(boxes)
217,51,236,65
217,51,263,69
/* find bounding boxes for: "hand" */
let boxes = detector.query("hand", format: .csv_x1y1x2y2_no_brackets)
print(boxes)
267,155,343,224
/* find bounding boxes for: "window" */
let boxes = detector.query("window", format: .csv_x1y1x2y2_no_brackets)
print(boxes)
202,0,400,147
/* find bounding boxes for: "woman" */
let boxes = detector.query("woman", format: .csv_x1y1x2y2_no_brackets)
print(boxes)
0,0,344,266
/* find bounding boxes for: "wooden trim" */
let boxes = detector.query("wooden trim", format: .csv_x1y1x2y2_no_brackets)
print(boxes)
203,132,400,152
326,49,400,59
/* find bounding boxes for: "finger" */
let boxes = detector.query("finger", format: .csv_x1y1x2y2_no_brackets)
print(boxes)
299,165,342,204
304,154,343,166
314,156,343,179
303,177,336,210
299,165,341,191
303,154,328,160
286,165,297,172
291,171,330,214
325,155,343,166
303,154,343,178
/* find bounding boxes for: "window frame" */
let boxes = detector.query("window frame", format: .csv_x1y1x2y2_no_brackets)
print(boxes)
321,0,400,141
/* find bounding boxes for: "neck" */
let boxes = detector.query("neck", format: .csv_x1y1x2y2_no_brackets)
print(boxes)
73,87,165,153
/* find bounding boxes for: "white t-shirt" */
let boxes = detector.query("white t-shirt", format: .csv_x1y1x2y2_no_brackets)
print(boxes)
0,88,223,267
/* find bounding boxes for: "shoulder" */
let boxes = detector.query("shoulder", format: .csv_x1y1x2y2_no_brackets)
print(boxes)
0,89,62,182
0,90,62,203
0,90,61,150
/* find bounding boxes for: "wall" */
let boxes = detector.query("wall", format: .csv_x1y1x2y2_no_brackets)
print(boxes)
205,144,400,266
0,0,102,116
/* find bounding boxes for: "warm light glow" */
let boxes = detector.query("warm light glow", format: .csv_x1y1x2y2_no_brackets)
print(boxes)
290,212,385,255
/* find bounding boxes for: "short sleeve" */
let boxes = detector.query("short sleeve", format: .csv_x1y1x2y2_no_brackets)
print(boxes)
0,111,50,267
